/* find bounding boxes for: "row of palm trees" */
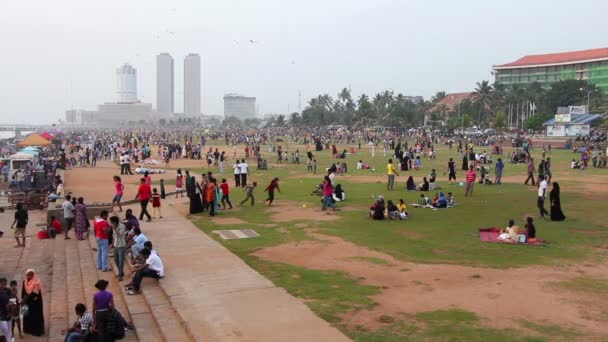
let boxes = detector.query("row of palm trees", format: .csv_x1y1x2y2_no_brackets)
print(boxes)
292,79,603,129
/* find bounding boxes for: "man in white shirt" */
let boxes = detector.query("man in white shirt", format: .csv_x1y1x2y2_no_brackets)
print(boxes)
233,161,241,188
129,227,148,258
537,175,549,218
62,194,75,239
119,154,126,175
239,159,248,187
127,247,164,295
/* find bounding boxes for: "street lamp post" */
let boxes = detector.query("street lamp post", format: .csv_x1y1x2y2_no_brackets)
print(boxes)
580,88,598,112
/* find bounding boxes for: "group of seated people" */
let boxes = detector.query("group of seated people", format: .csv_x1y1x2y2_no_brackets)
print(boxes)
405,172,438,192
416,192,456,208
369,196,409,220
113,209,165,295
356,160,371,170
497,217,536,243
571,159,585,170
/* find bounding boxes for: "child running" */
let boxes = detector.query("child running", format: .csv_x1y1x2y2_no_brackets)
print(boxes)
220,178,233,209
112,176,124,212
152,188,162,218
240,182,257,206
265,178,280,206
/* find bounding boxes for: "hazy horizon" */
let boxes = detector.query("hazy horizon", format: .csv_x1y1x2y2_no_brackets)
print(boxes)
1,0,607,124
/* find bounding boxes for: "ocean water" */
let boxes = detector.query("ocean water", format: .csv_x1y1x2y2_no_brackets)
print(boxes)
0,131,33,140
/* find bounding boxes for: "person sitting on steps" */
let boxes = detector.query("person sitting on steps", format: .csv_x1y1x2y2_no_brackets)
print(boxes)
126,248,164,295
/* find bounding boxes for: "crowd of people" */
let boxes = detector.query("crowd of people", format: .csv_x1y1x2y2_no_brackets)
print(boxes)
2,125,605,341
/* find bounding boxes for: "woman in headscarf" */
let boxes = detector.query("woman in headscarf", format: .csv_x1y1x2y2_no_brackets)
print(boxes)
189,176,204,214
21,269,45,336
549,182,566,221
406,176,416,191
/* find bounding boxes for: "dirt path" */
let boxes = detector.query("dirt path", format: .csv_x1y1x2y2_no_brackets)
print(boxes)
253,229,608,336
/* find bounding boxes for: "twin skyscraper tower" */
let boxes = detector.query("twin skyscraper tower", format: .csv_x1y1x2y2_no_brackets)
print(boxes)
156,53,201,115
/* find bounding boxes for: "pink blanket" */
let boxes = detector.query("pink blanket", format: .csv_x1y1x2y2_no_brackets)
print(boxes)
479,227,546,246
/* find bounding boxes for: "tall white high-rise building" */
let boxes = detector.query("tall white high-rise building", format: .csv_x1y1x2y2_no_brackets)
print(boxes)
156,53,174,114
116,64,138,103
184,53,201,115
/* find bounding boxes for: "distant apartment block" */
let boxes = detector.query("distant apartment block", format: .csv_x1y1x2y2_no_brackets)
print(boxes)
224,94,256,119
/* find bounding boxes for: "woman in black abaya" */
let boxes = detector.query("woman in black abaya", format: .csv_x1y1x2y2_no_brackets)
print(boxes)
189,176,204,214
549,182,566,221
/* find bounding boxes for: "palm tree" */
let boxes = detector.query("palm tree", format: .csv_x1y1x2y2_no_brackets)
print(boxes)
338,88,351,104
473,80,493,125
357,93,370,108
320,94,334,111
372,93,384,120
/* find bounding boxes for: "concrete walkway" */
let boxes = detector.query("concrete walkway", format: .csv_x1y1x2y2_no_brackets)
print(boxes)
136,201,350,341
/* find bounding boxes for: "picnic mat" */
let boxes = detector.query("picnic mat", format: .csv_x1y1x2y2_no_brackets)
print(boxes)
479,227,547,246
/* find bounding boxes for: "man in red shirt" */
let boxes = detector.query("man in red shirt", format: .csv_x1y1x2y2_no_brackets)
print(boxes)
135,178,152,222
94,210,111,271
465,166,476,197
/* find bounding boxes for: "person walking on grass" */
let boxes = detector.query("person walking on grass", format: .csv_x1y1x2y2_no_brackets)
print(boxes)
239,159,249,187
386,158,398,191
495,158,504,185
135,178,152,222
233,160,241,188
464,166,476,197
220,178,233,209
265,178,280,206
11,203,28,248
322,176,337,211
447,158,457,184
524,158,535,186
537,175,549,219
240,182,257,206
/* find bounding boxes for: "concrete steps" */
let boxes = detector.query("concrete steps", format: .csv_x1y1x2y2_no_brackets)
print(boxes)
124,261,195,342
88,231,194,342
48,238,68,341
82,234,140,341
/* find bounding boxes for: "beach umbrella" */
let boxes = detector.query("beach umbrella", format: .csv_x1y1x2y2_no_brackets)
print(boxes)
40,132,55,140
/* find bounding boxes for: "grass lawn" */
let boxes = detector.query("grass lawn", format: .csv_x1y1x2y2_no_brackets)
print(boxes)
187,141,608,340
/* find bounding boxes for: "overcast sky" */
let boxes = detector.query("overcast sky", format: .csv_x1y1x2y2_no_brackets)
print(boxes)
1,0,607,124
